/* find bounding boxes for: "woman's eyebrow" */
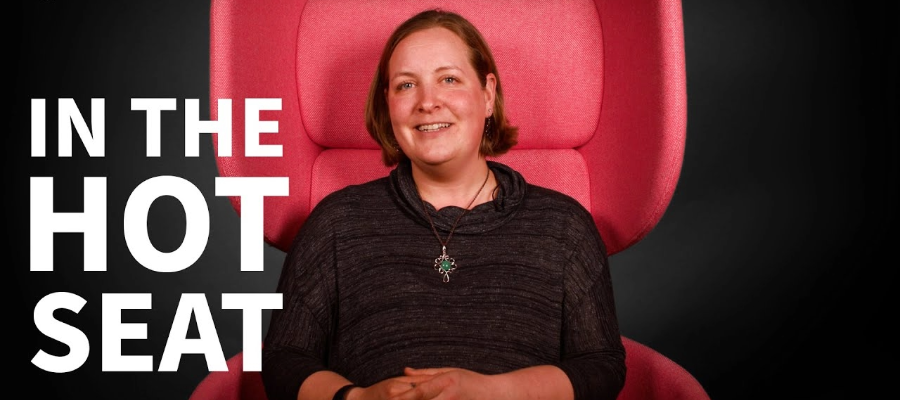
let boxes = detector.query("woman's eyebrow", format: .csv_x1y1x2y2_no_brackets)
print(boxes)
390,71,417,81
390,65,461,81
434,65,461,73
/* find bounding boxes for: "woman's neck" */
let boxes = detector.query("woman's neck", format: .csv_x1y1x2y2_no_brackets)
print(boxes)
411,159,497,211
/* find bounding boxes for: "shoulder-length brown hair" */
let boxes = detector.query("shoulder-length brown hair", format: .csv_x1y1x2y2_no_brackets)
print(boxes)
365,9,518,166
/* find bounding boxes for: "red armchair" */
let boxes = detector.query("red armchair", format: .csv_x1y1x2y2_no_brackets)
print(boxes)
196,0,708,399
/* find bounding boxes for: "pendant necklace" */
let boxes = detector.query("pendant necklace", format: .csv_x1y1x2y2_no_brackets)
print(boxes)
417,168,490,283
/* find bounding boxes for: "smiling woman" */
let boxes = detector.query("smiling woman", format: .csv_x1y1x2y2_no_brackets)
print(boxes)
261,9,626,400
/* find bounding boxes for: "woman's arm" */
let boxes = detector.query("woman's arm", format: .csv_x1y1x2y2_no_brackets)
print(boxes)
261,203,339,400
299,371,355,400
554,209,626,400
262,197,437,400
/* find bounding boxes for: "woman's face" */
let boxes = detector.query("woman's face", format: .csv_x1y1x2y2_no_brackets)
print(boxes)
386,27,495,170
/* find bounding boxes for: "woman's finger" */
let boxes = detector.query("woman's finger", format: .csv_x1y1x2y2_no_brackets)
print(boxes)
403,367,456,376
390,379,442,400
394,375,436,384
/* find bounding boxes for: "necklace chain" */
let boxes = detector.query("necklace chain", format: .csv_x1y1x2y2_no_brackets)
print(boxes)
417,167,491,282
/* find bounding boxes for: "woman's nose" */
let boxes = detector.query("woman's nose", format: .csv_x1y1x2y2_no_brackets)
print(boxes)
416,84,441,112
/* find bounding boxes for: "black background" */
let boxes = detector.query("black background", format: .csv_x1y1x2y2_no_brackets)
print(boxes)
13,1,896,399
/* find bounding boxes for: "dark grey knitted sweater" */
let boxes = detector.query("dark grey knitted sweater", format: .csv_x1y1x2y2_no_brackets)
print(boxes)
262,160,625,400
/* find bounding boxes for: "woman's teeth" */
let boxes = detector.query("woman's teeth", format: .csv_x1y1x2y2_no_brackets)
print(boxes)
417,123,450,132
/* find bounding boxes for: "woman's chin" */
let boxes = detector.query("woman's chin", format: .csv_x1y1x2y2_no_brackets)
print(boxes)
409,151,459,168
413,157,453,168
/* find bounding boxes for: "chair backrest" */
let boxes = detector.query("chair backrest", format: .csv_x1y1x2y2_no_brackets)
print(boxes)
210,0,688,256
201,0,705,399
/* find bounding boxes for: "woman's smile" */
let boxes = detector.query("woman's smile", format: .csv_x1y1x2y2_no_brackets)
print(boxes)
416,122,453,133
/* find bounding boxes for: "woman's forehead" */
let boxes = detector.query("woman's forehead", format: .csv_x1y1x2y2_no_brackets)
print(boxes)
388,27,472,76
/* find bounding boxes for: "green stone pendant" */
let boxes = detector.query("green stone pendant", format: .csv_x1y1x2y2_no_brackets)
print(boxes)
433,245,457,283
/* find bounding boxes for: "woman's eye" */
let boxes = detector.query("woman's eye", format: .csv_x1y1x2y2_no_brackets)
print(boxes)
397,82,414,90
443,76,458,84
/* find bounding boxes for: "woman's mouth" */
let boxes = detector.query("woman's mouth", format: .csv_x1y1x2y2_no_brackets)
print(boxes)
416,123,451,132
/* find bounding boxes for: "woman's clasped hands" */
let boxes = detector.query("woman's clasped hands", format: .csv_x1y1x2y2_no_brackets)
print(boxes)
349,367,494,400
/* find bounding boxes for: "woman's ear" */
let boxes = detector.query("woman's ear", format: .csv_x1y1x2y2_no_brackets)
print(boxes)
484,73,497,115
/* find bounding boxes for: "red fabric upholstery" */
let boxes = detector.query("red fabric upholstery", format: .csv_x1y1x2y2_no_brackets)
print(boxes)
189,338,710,400
190,351,267,400
297,1,602,151
203,0,703,398
618,337,710,400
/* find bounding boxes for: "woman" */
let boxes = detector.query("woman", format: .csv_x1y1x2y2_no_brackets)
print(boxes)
262,9,625,400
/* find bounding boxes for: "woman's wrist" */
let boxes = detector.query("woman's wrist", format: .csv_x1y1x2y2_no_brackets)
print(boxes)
345,386,364,400
488,366,574,400
486,372,514,400
332,384,359,400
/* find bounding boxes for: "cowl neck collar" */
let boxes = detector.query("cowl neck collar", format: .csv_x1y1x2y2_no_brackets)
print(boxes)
389,159,526,235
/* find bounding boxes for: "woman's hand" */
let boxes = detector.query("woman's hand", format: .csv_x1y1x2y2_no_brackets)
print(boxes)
346,374,436,400
388,367,495,400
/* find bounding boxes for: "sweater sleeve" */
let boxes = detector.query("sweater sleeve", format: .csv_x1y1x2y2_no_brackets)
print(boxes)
555,211,627,400
261,204,339,400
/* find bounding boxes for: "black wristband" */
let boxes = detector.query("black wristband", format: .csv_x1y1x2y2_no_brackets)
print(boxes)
332,384,357,400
